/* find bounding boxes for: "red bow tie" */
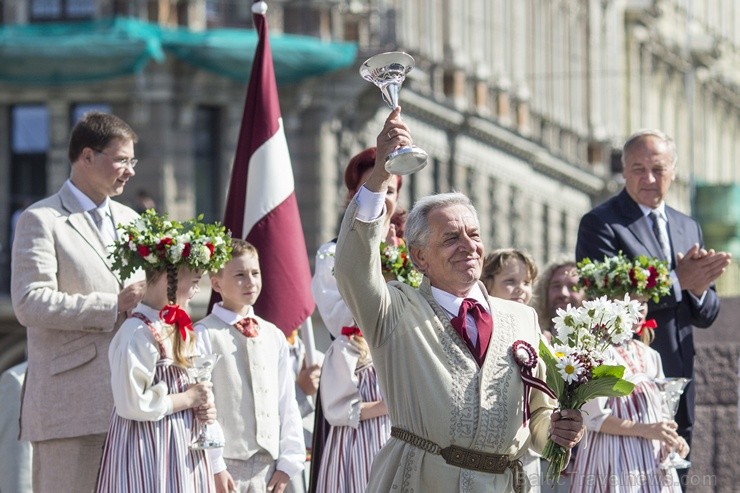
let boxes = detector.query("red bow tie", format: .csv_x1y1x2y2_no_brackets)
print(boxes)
235,317,260,338
341,326,363,337
159,304,193,341
635,318,658,336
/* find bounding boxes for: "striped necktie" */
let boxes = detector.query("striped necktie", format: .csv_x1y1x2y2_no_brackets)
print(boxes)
89,208,116,245
649,210,671,261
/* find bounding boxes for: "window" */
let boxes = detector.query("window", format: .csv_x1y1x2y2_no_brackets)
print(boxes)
30,0,95,21
194,106,222,222
71,103,112,126
9,104,49,242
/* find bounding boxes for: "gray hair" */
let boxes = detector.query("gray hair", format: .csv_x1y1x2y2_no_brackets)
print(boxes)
405,192,479,250
621,129,678,167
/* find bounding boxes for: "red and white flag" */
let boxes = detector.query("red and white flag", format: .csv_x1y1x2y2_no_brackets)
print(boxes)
214,0,314,336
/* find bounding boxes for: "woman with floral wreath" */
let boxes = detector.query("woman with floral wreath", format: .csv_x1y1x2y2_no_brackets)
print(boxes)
309,147,414,493
570,253,689,493
96,210,232,492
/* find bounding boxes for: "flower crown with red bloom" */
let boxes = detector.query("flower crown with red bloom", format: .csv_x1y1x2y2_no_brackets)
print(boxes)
576,251,671,303
110,209,232,281
379,239,422,288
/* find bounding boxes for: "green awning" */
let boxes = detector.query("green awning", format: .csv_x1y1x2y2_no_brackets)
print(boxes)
0,17,357,86
0,18,164,85
162,27,357,84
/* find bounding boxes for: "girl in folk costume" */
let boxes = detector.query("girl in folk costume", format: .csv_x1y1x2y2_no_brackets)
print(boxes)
97,210,232,493
570,253,689,493
311,148,413,492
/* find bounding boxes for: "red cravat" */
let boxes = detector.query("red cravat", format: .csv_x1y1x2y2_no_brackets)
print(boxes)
341,326,363,337
450,298,493,366
234,317,259,338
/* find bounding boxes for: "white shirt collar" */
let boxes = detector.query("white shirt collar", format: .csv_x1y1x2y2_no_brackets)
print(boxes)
211,302,256,326
431,283,489,319
638,201,667,220
66,179,111,215
133,302,165,325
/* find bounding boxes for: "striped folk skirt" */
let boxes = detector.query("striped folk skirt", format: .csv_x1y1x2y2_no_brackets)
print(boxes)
96,358,215,493
570,380,681,493
315,363,391,493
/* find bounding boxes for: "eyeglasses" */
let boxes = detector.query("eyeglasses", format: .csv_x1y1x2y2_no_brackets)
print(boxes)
93,149,138,169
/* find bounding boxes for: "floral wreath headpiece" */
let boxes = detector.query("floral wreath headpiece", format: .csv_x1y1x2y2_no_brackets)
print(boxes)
379,239,423,288
576,251,671,304
110,209,232,280
110,209,232,339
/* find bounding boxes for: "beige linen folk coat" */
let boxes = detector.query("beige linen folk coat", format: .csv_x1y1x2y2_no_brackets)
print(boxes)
11,182,140,442
334,200,556,493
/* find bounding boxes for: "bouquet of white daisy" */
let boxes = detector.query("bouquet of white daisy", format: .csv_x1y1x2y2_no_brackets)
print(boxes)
539,295,640,484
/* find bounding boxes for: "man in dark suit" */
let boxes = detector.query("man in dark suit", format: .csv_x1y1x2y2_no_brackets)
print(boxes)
576,129,732,455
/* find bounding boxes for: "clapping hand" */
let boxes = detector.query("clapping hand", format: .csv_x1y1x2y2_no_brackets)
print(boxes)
676,244,732,296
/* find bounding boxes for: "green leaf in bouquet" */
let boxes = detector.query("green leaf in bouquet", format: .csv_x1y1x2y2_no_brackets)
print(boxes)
538,340,565,399
592,364,626,379
572,376,635,405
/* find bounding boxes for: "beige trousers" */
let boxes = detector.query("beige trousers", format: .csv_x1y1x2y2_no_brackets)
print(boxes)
225,452,277,493
32,433,106,493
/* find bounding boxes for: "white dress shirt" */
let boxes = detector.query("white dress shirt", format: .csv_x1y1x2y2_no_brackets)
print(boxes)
354,185,491,346
67,179,117,243
195,303,305,479
638,202,705,304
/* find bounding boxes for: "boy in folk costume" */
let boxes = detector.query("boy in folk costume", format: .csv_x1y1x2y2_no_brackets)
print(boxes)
194,239,305,493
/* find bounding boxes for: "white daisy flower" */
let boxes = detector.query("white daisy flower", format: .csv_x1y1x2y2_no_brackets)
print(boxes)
556,355,584,384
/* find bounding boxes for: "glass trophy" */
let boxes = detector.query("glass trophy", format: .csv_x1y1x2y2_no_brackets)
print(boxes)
187,354,224,449
360,51,428,175
655,377,691,470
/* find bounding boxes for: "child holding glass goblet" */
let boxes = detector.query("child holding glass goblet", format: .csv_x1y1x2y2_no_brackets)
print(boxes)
96,211,232,493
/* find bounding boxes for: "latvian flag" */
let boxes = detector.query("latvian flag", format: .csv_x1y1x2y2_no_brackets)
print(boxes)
215,0,315,336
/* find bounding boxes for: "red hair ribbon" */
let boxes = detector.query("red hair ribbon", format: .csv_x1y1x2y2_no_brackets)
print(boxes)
341,326,363,337
159,304,193,341
635,318,658,336
511,340,557,427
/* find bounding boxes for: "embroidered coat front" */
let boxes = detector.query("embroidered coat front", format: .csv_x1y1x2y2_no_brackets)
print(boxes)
334,200,557,493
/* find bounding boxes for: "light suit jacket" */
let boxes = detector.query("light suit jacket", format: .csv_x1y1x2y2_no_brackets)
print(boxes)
11,181,141,442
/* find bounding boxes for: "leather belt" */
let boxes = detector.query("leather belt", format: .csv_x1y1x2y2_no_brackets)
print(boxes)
390,426,524,493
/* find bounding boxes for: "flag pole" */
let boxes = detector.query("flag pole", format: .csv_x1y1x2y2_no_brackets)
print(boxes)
300,317,318,366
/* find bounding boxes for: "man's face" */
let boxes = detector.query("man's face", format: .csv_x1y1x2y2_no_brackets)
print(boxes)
547,265,584,320
410,203,484,297
622,135,676,208
86,138,136,200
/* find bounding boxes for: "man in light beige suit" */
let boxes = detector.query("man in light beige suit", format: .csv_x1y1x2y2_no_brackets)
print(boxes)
11,112,146,493
333,108,585,493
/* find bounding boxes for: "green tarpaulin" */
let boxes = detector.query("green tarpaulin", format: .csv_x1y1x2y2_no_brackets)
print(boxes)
0,17,357,86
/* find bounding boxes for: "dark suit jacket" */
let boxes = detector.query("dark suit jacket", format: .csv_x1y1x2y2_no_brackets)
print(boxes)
575,189,720,442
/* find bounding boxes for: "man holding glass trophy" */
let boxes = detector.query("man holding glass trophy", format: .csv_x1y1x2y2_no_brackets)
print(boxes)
360,51,428,175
